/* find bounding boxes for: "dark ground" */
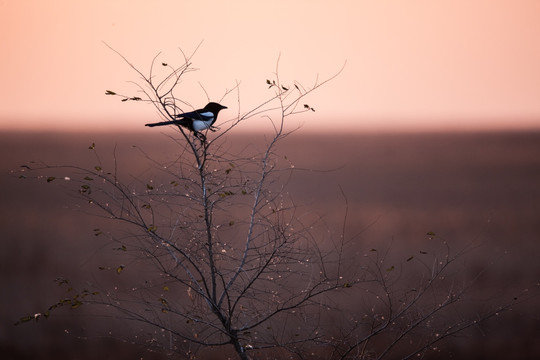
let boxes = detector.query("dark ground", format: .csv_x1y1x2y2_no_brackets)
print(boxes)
1,130,539,359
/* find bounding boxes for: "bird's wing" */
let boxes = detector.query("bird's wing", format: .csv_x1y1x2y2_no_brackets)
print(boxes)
175,110,214,121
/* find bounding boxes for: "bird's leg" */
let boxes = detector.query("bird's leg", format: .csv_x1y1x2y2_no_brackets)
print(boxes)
194,131,207,143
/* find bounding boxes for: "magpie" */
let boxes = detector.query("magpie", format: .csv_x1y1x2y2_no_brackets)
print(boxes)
145,102,227,138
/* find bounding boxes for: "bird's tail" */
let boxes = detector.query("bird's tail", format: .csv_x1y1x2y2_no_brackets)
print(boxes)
145,119,187,127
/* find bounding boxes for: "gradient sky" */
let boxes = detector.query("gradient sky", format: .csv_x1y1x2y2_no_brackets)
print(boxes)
1,0,540,132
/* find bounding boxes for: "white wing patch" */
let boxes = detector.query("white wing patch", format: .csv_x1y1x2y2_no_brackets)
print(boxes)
198,111,214,120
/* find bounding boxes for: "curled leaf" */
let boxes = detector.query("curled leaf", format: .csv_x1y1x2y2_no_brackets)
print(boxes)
71,301,82,309
114,245,127,251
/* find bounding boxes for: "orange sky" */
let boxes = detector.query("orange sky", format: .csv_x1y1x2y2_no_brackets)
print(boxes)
1,0,540,132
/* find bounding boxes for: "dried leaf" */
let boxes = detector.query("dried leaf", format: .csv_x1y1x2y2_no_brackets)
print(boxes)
116,265,125,274
71,301,82,309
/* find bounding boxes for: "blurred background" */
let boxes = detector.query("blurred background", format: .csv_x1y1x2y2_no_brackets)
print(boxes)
1,1,540,359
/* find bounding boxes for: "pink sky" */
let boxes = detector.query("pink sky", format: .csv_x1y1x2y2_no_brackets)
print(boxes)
1,0,540,132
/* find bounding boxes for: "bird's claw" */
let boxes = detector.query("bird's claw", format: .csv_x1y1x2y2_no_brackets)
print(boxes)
194,132,207,142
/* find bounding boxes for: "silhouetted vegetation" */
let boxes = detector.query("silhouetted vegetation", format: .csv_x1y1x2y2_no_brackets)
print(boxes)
12,48,538,359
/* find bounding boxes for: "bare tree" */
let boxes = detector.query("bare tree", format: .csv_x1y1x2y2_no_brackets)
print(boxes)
17,47,527,359
317,235,527,360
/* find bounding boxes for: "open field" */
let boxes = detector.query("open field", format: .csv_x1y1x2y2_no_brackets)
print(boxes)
1,130,539,359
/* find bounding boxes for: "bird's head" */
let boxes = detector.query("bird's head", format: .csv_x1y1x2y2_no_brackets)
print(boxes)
205,102,228,114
